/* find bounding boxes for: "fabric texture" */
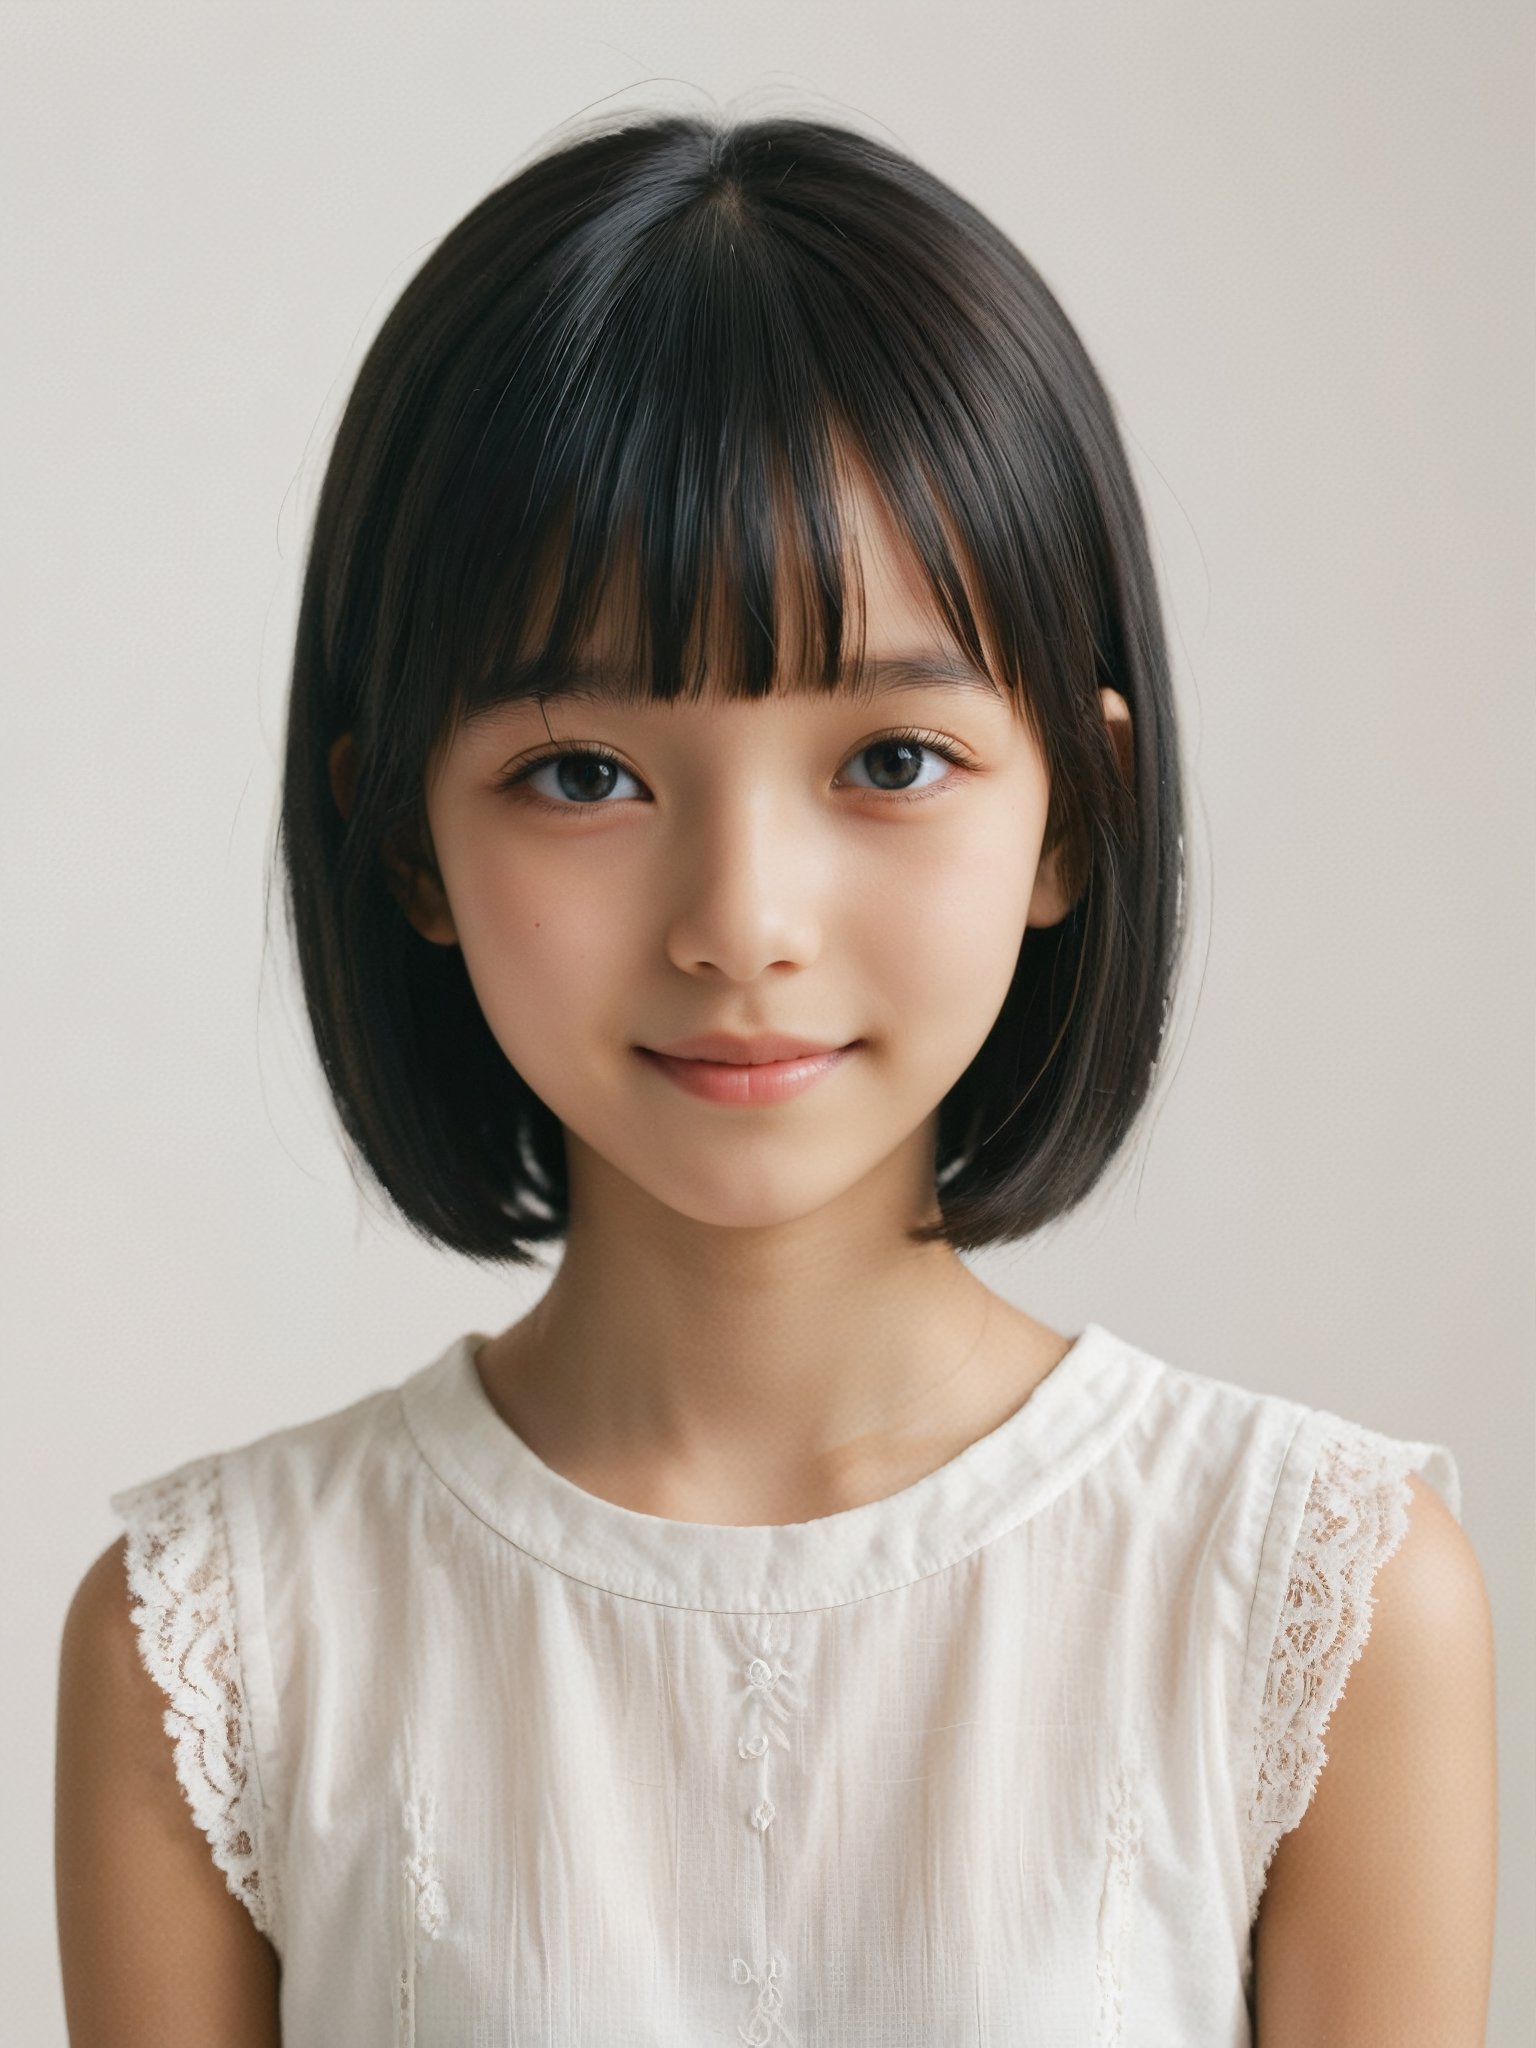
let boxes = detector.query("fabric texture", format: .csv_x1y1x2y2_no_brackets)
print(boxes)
108,1321,1461,2047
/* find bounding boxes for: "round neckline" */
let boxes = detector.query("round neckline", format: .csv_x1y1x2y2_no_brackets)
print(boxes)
398,1319,1158,1612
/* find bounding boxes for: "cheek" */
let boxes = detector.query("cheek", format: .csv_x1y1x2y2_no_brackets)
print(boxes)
855,824,1036,1047
444,846,638,1071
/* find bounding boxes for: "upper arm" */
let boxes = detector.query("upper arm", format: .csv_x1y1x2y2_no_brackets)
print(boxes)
55,1534,282,2047
1250,1473,1498,2047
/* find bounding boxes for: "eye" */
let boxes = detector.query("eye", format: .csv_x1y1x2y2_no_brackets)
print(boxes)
836,728,967,801
496,745,641,810
494,727,969,814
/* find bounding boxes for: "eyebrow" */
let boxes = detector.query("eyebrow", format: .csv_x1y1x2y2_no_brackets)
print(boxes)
461,653,1005,730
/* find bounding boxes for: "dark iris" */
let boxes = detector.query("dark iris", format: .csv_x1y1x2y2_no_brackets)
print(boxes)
558,755,620,802
864,740,924,791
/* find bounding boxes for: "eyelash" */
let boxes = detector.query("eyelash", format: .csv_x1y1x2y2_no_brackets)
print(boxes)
493,726,971,816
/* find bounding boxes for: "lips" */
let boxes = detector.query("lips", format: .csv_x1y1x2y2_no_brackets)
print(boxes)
641,1032,854,1065
638,1041,858,1105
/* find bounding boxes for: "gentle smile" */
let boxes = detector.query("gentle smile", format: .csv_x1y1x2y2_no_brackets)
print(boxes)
635,1043,862,1105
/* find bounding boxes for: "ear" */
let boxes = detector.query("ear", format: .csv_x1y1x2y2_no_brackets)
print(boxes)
1026,688,1133,928
327,731,459,947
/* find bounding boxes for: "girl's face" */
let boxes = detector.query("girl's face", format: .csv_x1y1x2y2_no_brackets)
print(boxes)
396,471,1124,1236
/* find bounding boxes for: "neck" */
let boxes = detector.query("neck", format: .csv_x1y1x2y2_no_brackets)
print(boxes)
474,1134,1069,1520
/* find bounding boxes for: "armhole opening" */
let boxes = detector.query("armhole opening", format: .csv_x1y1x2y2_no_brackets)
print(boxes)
1241,1421,1451,1929
111,1455,274,1939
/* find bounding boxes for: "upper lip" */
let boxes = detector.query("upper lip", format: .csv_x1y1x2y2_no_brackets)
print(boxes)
642,1031,853,1065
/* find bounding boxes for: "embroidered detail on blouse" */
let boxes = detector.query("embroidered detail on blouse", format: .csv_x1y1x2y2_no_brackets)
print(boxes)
404,1788,449,1939
1093,1749,1143,2046
397,1787,448,2045
730,1619,799,2043
731,1950,792,2047
1245,1425,1419,1921
111,1456,271,1937
735,1629,795,1837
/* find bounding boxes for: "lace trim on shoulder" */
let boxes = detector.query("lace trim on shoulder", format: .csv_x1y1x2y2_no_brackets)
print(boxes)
1244,1424,1417,1922
112,1455,271,1938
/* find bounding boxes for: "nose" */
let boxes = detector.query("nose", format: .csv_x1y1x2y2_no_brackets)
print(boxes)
659,789,825,982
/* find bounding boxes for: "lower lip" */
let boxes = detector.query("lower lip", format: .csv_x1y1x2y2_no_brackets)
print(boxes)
636,1043,860,1105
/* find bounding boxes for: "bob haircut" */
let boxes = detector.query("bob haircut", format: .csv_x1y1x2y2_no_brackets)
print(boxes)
276,110,1189,1267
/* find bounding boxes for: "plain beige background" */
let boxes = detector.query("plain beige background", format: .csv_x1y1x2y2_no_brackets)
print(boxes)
6,1,1530,2038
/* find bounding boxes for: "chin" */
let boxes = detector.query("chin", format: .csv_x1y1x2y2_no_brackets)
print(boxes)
635,1155,866,1231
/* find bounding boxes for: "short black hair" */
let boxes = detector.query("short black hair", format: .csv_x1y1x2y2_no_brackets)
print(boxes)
274,110,1190,1267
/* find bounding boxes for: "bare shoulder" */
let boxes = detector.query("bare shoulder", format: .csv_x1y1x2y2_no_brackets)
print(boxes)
1251,1473,1498,2046
55,1534,282,2046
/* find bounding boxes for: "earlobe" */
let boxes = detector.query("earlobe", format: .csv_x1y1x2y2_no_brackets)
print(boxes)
380,825,459,947
388,867,459,946
328,731,459,946
1026,690,1133,930
1026,838,1077,929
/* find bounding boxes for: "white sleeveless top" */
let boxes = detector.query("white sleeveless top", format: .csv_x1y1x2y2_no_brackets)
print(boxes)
108,1321,1460,2047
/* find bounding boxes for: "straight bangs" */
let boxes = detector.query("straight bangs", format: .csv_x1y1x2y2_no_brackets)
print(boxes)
283,112,1181,1263
384,124,1130,867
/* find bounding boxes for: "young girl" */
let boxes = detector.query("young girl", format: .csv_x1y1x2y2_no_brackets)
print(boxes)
56,111,1496,2046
